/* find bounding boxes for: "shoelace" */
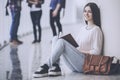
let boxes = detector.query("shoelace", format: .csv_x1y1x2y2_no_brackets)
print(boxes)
49,66,56,71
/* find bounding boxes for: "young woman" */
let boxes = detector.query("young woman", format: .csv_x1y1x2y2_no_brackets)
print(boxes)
27,0,44,43
33,2,103,77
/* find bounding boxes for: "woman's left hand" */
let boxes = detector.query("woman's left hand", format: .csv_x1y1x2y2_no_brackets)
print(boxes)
52,10,58,17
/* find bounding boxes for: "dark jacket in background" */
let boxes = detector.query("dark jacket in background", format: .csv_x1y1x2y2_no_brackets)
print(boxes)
27,0,44,8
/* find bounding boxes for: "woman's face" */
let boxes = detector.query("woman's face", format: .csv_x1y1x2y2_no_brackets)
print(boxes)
84,6,93,22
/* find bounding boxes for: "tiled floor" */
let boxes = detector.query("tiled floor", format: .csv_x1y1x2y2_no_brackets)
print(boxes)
0,23,120,80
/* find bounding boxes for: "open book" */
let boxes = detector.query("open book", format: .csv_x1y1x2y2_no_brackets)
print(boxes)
61,34,79,47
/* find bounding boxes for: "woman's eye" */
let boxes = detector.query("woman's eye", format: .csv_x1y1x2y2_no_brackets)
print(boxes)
88,10,92,13
84,10,87,12
84,10,92,13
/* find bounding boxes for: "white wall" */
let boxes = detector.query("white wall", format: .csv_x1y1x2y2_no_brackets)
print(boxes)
74,0,86,23
99,0,120,57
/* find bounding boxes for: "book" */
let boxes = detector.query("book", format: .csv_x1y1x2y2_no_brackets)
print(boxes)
61,34,79,47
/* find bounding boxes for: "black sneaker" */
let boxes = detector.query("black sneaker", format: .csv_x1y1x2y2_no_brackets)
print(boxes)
10,40,23,45
33,64,49,78
48,64,62,76
58,31,63,38
32,40,37,44
16,39,23,44
37,40,41,43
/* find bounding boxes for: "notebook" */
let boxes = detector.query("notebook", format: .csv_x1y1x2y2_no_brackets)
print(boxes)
61,34,79,47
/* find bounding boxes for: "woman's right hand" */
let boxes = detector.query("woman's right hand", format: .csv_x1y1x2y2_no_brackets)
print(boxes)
77,47,90,54
28,0,38,5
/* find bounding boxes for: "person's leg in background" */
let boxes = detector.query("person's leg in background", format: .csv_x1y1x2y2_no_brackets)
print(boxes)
36,10,42,42
55,10,63,37
10,9,23,44
50,10,57,36
30,11,37,43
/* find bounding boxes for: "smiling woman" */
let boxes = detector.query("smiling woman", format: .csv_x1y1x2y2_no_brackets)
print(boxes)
84,6,93,22
32,2,103,78
83,2,101,28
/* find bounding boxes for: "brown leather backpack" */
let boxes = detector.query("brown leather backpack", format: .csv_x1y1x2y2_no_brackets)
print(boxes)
83,54,114,75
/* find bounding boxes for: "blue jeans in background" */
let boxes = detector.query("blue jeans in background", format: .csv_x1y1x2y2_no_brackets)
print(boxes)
10,8,21,41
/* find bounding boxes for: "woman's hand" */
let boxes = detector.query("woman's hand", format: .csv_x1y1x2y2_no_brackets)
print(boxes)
52,10,58,17
52,3,61,17
79,49,90,54
28,0,38,5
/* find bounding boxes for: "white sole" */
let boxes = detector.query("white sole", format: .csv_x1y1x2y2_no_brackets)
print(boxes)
33,73,48,78
48,72,61,76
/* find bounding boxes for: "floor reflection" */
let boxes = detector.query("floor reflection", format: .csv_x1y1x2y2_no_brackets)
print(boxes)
9,44,23,80
28,43,42,80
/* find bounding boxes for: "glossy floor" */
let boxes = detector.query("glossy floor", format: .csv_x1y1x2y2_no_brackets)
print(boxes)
0,23,120,80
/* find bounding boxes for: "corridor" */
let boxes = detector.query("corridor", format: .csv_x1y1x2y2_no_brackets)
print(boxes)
0,23,120,80
0,0,120,80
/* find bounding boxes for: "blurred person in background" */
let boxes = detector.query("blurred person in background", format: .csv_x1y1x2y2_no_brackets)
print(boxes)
27,0,44,44
6,0,23,45
49,0,66,37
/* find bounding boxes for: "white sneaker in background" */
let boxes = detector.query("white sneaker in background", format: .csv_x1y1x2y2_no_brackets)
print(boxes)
58,32,63,38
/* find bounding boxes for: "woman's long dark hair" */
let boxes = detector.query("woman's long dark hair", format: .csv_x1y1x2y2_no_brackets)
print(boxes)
84,2,101,28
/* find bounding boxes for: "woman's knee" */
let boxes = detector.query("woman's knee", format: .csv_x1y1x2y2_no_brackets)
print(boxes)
57,38,64,45
52,36,59,43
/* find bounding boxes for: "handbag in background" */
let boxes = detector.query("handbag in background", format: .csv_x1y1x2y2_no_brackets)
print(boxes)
109,58,120,75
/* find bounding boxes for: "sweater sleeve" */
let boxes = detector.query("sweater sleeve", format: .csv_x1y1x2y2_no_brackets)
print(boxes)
90,28,103,55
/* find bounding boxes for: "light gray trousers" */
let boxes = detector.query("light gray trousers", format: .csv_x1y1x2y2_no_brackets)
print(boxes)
47,36,85,72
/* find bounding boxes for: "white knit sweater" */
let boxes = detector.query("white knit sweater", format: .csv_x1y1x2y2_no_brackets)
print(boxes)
76,25,103,55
